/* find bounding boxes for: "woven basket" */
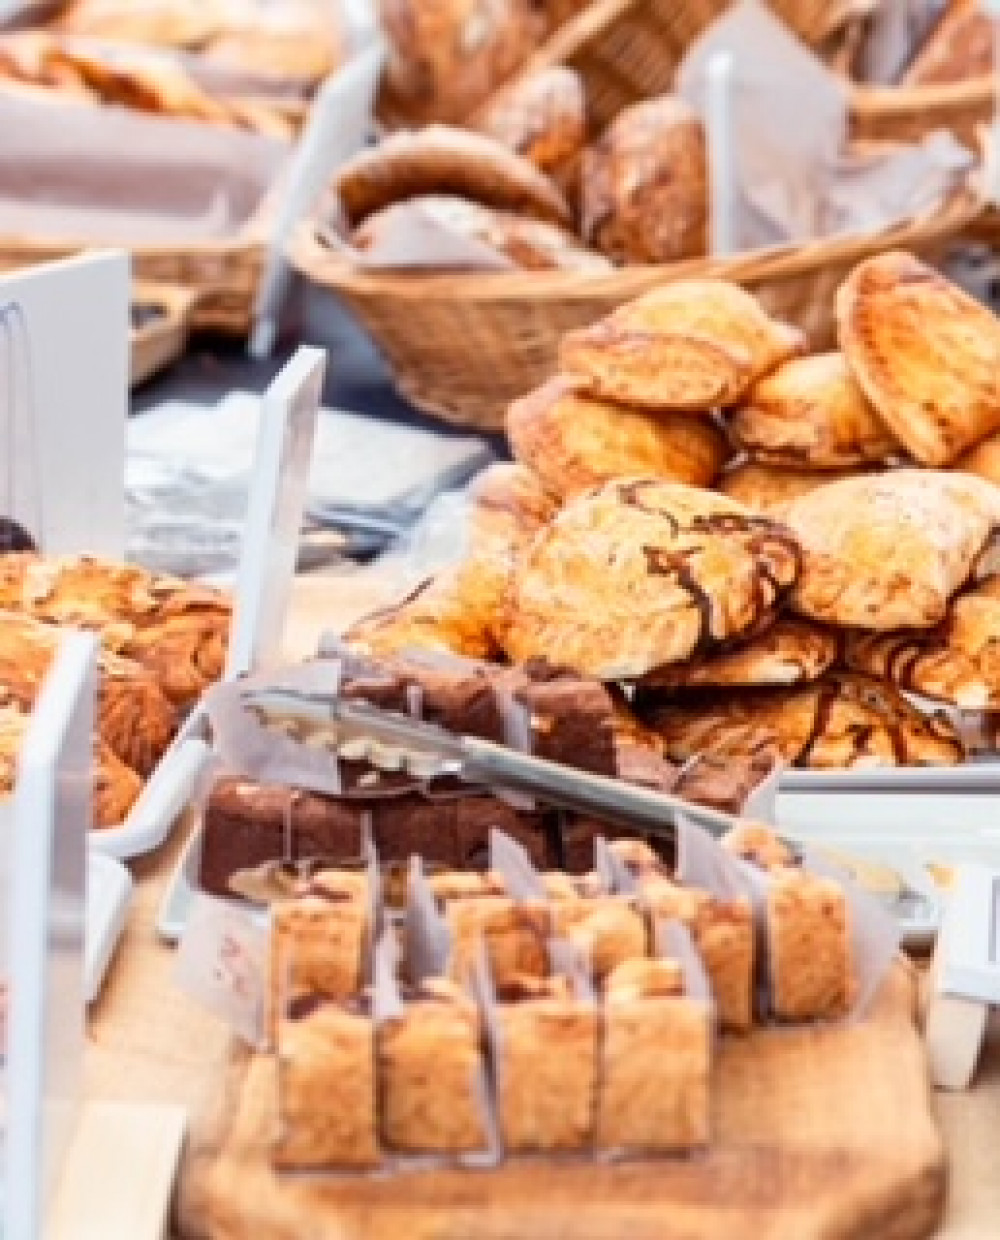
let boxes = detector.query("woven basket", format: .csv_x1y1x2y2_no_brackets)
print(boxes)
130,281,196,387
292,165,983,433
849,79,993,151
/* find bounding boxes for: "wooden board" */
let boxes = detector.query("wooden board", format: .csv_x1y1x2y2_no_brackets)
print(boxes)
177,963,946,1240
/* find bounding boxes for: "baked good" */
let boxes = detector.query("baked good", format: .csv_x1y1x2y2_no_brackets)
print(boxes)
93,741,145,826
844,573,1000,710
603,956,684,1001
474,65,587,179
492,973,596,1152
270,870,370,1034
58,0,223,48
767,870,852,1021
728,352,898,470
581,96,707,265
551,896,648,982
344,572,500,661
723,822,798,871
596,957,711,1152
336,126,572,229
376,794,555,871
378,977,487,1154
274,994,379,1170
560,281,804,411
506,377,729,498
836,251,1000,466
352,196,611,272
445,895,550,987
784,469,1000,629
502,479,801,679
378,0,543,124
717,461,863,512
640,616,838,691
645,672,965,769
903,0,990,85
955,426,1000,486
202,16,341,86
670,738,780,815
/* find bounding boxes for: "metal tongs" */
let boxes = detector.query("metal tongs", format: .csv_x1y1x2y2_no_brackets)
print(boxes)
245,688,745,846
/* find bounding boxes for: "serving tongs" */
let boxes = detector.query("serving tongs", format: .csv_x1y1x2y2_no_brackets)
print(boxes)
244,688,745,847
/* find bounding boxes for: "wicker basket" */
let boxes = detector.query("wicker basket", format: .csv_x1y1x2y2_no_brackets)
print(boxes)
849,79,993,151
130,282,196,387
292,166,983,433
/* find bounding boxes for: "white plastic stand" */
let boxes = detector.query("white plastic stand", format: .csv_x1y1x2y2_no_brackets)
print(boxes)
705,50,736,257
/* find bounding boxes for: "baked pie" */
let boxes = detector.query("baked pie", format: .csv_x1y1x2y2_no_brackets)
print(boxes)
836,251,1000,466
506,376,729,498
502,479,802,679
717,461,863,512
728,352,898,470
784,469,1000,629
560,281,804,411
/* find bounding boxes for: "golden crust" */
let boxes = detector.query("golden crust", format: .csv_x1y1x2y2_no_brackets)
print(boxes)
561,281,804,411
641,615,837,691
506,377,729,499
836,252,1000,466
502,479,801,679
644,672,965,770
474,65,586,178
767,871,852,1021
954,428,1000,486
716,461,864,513
784,469,1000,630
729,352,898,471
336,126,572,229
344,572,500,662
581,95,707,265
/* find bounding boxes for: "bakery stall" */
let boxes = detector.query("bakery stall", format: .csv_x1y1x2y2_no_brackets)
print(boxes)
5,1,1000,1238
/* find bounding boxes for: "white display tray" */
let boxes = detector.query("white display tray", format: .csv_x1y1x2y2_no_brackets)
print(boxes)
85,852,132,1004
87,708,212,862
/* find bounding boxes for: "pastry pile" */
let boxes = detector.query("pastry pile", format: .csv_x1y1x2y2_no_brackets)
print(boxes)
347,251,1000,772
0,552,230,825
269,826,854,1170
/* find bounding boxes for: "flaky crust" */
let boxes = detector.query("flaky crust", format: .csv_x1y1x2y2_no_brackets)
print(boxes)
784,469,999,630
582,96,707,265
551,898,648,981
502,479,801,679
474,65,586,178
345,572,500,662
836,252,1000,466
717,461,864,513
446,896,550,988
640,615,838,691
729,352,898,470
767,871,852,1021
644,672,965,769
844,573,1000,710
561,281,804,411
507,377,729,498
337,126,572,229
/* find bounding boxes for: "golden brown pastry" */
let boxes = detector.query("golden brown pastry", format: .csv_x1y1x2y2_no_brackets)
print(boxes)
723,822,798,871
641,616,838,691
561,281,805,411
58,0,223,48
551,897,648,982
337,126,572,229
446,895,550,988
903,0,990,85
344,572,500,662
378,0,543,124
767,871,852,1022
836,251,1000,466
352,196,610,272
506,377,729,498
202,18,341,86
581,96,707,265
93,742,145,827
602,955,684,1002
844,574,1000,710
728,352,899,471
474,65,587,179
717,461,864,513
502,479,801,679
954,427,1000,486
784,469,1000,630
645,672,965,770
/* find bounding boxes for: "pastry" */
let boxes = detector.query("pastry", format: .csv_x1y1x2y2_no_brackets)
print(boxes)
836,251,1000,466
506,377,729,498
640,615,838,691
844,573,1000,710
670,738,780,815
767,870,852,1021
202,19,341,86
603,956,684,1002
784,469,1000,629
492,973,596,1152
93,741,145,827
560,281,804,411
723,822,798,871
474,65,587,179
645,672,965,769
954,426,1000,486
445,895,550,987
58,0,223,48
378,0,543,124
728,352,898,470
336,126,572,229
717,461,863,513
344,572,500,661
376,794,555,871
378,977,487,1154
274,994,379,1170
550,897,648,982
502,479,801,679
596,957,711,1152
581,96,707,265
903,0,990,85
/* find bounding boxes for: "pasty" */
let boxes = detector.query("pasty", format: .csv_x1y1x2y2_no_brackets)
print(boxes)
717,461,864,513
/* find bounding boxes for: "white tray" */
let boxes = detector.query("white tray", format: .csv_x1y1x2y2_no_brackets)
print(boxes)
85,852,133,1004
87,709,212,862
156,822,203,945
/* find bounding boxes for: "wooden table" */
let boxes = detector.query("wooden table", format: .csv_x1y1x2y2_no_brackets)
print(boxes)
83,573,1000,1238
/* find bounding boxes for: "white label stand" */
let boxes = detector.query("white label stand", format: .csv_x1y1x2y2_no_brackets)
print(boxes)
705,50,736,258
925,863,1000,1091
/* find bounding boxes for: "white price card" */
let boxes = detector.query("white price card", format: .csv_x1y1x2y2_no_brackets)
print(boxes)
3,631,95,1238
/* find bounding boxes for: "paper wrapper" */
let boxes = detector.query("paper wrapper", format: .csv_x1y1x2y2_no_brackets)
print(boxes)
0,89,288,242
676,0,972,252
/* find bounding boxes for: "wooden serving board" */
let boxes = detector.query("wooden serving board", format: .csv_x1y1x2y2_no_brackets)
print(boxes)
177,963,946,1240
